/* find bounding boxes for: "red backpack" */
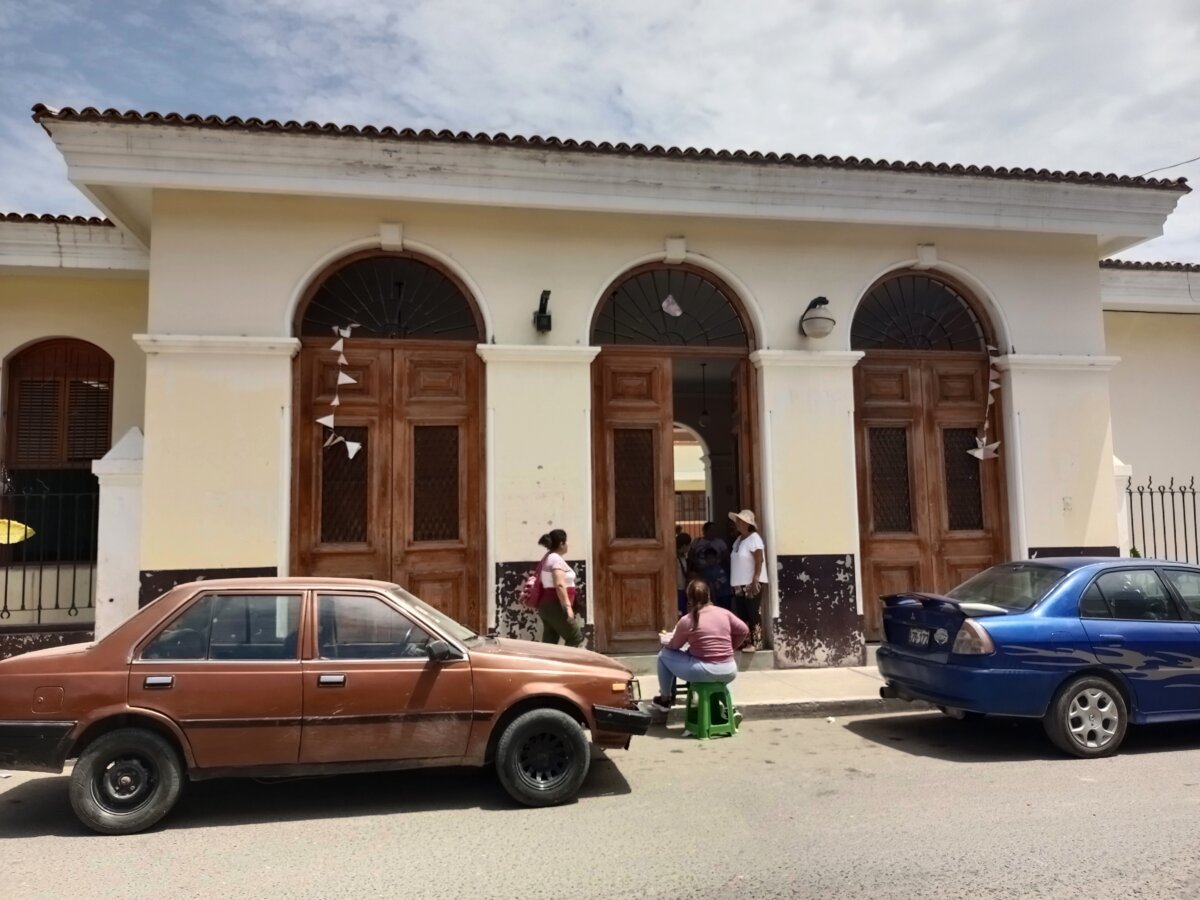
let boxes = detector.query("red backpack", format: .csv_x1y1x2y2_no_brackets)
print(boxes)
519,553,551,608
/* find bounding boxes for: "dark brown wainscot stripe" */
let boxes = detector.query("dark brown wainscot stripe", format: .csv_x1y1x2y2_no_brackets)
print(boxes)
772,554,865,669
0,625,93,661
494,560,590,648
1028,547,1120,558
139,567,279,607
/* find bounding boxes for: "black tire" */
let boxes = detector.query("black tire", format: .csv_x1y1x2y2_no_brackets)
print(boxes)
1043,675,1128,759
495,708,590,807
69,728,184,835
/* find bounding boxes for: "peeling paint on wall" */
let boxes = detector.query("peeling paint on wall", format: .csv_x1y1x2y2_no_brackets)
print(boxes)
139,566,278,606
494,560,591,648
0,627,93,660
772,553,864,668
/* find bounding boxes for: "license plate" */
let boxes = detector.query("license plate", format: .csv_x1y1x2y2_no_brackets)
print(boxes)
908,627,930,648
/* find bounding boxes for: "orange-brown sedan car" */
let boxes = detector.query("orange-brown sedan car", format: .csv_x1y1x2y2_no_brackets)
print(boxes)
0,578,649,834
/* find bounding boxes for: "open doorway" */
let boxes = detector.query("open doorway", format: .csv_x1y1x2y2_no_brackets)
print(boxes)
590,263,758,653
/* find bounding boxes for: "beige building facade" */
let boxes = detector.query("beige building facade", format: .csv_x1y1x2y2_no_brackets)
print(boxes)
0,105,1194,664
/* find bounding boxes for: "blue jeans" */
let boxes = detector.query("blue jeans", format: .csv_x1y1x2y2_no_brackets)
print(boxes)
656,648,737,701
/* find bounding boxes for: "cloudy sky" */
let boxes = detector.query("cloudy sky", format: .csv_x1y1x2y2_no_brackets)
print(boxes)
2,0,1198,261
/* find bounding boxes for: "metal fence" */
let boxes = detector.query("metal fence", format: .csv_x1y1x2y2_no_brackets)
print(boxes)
1126,477,1198,564
0,482,98,626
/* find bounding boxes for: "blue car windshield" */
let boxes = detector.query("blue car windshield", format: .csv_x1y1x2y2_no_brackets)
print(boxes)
946,564,1069,612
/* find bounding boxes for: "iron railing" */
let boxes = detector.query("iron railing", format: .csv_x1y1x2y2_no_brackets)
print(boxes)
0,480,98,626
1126,477,1198,564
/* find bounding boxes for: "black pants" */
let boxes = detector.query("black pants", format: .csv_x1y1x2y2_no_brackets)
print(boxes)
733,587,761,632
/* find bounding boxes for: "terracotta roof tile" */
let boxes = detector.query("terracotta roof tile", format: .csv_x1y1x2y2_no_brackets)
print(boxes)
1,211,113,226
1100,258,1200,272
31,104,1191,194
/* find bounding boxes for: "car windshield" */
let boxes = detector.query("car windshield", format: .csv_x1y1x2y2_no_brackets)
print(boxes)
387,586,478,643
946,564,1069,612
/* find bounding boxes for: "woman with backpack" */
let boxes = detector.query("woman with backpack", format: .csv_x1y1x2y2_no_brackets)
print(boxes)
528,529,584,648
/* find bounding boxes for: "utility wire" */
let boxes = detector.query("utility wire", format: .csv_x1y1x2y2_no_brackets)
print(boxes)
1139,153,1200,177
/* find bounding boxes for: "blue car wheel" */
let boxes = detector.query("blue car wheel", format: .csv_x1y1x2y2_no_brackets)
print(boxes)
1043,675,1129,758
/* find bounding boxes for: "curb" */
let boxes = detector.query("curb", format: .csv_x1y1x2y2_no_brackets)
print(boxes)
658,696,935,725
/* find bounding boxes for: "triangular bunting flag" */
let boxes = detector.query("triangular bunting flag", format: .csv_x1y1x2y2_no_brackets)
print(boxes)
331,338,344,353
337,371,357,386
316,414,336,429
989,380,1001,392
986,394,995,406
330,394,341,407
986,344,998,353
323,433,344,448
989,369,1000,382
345,441,362,460
335,324,360,338
661,294,683,317
337,353,348,366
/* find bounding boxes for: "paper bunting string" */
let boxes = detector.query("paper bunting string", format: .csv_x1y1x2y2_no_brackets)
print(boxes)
316,324,365,459
969,345,1003,461
661,294,683,317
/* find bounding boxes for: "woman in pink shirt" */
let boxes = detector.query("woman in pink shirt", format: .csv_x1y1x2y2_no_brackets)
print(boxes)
648,579,749,713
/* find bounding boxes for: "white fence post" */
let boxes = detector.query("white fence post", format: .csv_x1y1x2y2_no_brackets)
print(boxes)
91,427,144,639
1114,455,1133,556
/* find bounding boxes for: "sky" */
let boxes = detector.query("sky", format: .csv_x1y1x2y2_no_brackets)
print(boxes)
1,0,1198,261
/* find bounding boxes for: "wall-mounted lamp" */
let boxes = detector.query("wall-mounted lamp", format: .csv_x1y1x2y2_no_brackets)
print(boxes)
799,296,836,338
532,290,552,333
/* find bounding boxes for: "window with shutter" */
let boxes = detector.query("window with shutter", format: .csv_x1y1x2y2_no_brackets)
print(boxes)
5,339,114,469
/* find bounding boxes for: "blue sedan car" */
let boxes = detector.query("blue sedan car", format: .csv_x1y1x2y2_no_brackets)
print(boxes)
877,558,1200,758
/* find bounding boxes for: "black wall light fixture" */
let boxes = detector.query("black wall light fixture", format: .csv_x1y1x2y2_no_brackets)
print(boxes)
533,290,552,333
800,296,836,338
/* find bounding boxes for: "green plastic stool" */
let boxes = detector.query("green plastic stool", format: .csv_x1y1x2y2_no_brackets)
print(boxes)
684,682,738,739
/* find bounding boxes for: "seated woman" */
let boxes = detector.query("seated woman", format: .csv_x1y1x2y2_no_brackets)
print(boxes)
648,579,749,714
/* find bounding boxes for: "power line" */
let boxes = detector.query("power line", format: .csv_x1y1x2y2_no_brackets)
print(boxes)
1140,153,1200,177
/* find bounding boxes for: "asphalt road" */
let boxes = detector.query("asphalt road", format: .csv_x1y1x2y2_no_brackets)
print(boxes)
3,712,1200,899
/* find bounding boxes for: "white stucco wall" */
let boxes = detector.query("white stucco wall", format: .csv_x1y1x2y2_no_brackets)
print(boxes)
1105,310,1200,483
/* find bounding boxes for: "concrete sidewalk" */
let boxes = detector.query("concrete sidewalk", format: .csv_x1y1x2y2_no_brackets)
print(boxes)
636,664,933,721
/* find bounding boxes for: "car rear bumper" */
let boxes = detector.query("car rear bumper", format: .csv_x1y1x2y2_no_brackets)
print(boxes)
592,704,651,740
0,720,75,772
877,646,1057,718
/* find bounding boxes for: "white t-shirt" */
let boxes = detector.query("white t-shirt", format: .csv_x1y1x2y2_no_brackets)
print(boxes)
730,532,768,586
540,552,577,591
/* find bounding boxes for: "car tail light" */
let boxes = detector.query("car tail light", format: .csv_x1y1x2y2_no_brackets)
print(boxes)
951,619,995,655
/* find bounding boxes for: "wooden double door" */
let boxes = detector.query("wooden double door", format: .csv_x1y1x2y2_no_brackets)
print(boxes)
592,350,757,653
292,340,484,631
854,352,1008,641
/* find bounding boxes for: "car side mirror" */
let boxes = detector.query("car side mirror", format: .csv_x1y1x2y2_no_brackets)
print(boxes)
425,639,457,662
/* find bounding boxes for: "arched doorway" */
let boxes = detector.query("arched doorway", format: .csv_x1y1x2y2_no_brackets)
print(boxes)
852,271,1009,641
291,250,486,630
590,263,758,652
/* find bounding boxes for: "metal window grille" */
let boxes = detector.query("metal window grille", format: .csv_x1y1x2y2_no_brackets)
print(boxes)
1126,477,1198,564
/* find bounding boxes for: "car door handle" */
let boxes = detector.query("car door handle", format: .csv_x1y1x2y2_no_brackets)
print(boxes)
1097,634,1125,643
143,675,174,689
318,674,347,687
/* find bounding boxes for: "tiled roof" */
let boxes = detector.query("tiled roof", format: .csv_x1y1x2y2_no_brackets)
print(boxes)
1,212,113,226
1100,259,1200,272
32,104,1191,193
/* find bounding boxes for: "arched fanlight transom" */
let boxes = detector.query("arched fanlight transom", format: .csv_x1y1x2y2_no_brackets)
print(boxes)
299,254,481,341
851,274,988,352
591,266,749,348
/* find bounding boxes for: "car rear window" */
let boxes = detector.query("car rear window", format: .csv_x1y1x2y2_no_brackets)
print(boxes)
946,564,1069,612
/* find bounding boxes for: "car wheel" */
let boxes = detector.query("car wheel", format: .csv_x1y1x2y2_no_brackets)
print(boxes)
69,728,184,835
495,708,590,807
1043,676,1128,759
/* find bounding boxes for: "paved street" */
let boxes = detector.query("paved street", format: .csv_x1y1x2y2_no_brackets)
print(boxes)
3,712,1200,899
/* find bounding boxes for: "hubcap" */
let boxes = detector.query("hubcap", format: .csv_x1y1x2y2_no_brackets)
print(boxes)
93,755,157,813
1066,687,1119,750
516,731,572,791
